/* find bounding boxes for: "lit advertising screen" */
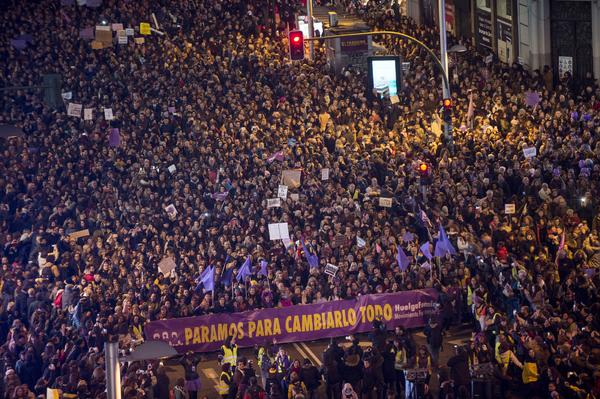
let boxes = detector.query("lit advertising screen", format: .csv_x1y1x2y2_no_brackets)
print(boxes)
298,19,324,38
367,56,402,98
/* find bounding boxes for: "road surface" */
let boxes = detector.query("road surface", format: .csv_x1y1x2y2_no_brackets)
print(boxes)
160,325,475,398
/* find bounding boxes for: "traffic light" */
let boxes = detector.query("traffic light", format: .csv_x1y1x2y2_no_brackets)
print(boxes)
442,98,452,124
418,162,432,185
288,30,304,61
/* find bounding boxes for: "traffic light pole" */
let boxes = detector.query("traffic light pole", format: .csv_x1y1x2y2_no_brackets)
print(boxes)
307,0,315,60
305,31,450,98
438,0,453,146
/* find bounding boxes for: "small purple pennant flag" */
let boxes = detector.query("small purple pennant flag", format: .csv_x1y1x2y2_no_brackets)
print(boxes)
108,128,120,147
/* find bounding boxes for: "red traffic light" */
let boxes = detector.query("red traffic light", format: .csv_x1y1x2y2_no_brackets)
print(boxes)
442,98,452,109
288,30,304,61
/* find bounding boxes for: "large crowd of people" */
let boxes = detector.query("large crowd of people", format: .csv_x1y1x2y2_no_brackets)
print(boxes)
0,0,599,397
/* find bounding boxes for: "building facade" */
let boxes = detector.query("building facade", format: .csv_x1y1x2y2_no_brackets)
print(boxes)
406,0,600,81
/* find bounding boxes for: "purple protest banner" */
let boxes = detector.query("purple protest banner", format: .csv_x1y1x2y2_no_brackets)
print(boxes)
144,289,439,353
109,128,120,147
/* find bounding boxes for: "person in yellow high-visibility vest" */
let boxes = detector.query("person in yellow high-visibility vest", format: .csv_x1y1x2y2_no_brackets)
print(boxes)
521,349,540,396
221,336,238,369
216,363,232,398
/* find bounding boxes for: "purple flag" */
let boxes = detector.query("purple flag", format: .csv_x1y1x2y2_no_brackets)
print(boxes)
212,191,229,201
197,265,214,292
434,225,456,257
267,150,284,163
402,232,414,242
301,239,319,269
259,260,268,277
109,128,120,147
237,256,252,282
420,242,433,261
80,27,94,40
396,245,410,271
16,34,33,44
10,40,27,50
524,91,540,107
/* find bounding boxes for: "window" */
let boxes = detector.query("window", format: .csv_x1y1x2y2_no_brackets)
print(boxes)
497,0,513,20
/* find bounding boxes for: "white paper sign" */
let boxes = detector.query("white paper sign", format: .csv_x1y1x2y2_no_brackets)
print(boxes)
84,108,93,120
164,204,177,218
118,34,128,45
61,91,72,100
356,236,366,248
290,193,299,201
390,95,400,104
125,28,135,36
158,257,176,276
485,55,493,64
558,56,573,78
267,198,281,208
324,263,339,277
168,164,176,174
321,168,330,181
268,222,290,240
112,23,124,31
504,204,516,214
523,146,537,158
67,103,82,118
277,185,288,200
104,108,114,120
379,197,393,208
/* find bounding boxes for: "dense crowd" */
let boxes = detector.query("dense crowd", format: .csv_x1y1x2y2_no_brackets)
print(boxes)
1,0,599,398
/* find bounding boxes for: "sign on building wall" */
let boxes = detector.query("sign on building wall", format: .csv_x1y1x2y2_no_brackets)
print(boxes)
476,9,493,50
497,19,513,63
445,0,455,34
558,56,573,78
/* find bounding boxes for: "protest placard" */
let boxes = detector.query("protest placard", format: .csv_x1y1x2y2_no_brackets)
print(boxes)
523,146,537,158
331,234,345,248
67,103,82,118
167,164,176,174
268,223,289,240
95,25,112,44
61,92,72,100
111,23,123,31
79,27,94,40
91,40,105,50
281,169,301,188
277,185,288,200
140,22,151,35
267,198,281,208
125,28,134,36
84,108,93,121
109,128,120,147
68,229,90,240
321,168,329,181
47,388,60,399
158,257,176,276
290,193,299,201
324,263,339,277
117,31,127,45
134,37,145,44
165,204,177,218
356,236,366,248
485,55,493,64
504,204,516,214
390,95,400,104
379,197,393,208
104,108,114,120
